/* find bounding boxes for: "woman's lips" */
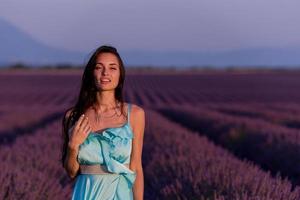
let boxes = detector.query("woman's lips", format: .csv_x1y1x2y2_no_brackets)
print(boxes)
99,78,111,84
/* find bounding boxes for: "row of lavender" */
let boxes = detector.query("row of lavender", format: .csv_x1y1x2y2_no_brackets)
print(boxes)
144,109,300,199
4,71,300,108
0,107,299,199
204,102,300,130
0,105,65,133
0,119,72,199
127,72,300,105
155,104,300,187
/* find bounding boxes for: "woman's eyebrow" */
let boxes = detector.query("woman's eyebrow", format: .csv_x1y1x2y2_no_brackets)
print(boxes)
96,62,118,66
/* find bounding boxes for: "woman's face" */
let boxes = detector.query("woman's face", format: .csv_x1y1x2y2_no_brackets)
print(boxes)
94,52,120,91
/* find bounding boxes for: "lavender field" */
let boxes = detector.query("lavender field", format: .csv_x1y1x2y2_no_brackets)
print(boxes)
1,68,300,200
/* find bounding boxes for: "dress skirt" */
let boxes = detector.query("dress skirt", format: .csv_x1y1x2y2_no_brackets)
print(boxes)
71,173,133,200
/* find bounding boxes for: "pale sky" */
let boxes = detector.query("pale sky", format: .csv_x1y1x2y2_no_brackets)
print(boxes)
0,0,299,53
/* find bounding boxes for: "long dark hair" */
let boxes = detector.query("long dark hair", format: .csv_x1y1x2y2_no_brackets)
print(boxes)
61,45,126,168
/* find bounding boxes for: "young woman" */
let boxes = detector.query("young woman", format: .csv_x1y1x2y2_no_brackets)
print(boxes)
61,45,145,200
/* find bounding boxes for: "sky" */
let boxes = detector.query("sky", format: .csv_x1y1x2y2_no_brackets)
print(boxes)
0,0,299,54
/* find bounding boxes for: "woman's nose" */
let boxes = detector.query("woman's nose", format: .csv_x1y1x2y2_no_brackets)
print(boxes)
102,69,109,75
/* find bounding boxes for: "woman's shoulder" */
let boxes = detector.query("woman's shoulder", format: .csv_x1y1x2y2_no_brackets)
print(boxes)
126,102,145,115
62,107,76,135
126,103,145,137
127,103,145,127
64,107,74,119
63,107,76,128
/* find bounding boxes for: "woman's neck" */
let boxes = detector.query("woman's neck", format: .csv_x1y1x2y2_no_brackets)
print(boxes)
94,90,119,111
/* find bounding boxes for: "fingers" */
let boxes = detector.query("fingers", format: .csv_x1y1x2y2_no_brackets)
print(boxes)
78,115,91,134
75,114,86,129
83,124,92,134
80,116,89,129
81,118,90,131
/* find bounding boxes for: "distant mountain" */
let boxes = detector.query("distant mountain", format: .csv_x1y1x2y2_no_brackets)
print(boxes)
0,18,85,66
1,17,300,68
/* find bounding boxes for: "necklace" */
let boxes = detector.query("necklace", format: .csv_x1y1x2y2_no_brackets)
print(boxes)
92,101,121,124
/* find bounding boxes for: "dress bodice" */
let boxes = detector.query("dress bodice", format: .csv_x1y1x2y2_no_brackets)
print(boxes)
77,123,134,165
76,103,136,188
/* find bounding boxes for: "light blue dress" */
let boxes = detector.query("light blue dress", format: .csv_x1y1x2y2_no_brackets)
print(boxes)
71,103,136,200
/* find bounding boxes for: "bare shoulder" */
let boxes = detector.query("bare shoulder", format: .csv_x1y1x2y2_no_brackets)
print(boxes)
129,103,145,119
128,103,145,132
63,108,75,134
65,109,73,118
64,108,74,121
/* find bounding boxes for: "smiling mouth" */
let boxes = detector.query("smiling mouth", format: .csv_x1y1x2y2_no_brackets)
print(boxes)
99,78,111,83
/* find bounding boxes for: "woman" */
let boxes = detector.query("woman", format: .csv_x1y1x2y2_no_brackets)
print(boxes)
61,45,145,200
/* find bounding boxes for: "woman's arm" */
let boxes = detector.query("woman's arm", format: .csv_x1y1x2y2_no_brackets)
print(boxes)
63,112,91,179
64,137,80,179
130,105,145,200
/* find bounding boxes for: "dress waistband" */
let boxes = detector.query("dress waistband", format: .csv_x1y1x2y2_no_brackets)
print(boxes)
80,164,130,174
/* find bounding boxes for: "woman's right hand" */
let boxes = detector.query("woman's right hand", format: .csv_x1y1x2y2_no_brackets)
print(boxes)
68,114,92,149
